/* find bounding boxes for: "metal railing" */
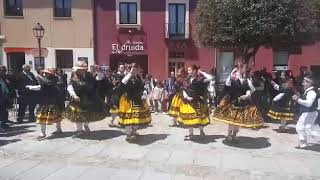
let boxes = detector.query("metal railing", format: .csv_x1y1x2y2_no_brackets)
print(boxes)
165,23,189,39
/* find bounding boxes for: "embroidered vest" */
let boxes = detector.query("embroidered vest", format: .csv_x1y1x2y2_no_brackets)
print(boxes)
300,88,319,113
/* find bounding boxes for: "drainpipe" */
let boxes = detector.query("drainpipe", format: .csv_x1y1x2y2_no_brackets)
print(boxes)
92,0,97,65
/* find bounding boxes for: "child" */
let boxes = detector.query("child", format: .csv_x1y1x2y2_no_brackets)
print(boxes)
151,81,165,114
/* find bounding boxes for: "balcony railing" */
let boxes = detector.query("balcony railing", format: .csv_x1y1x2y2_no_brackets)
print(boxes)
165,23,189,39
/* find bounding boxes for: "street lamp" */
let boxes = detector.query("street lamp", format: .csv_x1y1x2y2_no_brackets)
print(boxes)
33,23,45,68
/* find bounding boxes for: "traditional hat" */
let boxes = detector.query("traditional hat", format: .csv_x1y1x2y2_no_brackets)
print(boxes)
42,67,56,75
304,75,315,85
73,61,88,70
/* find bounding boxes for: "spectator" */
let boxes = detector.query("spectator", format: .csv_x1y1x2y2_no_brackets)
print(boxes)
164,71,176,111
0,65,15,130
16,64,41,123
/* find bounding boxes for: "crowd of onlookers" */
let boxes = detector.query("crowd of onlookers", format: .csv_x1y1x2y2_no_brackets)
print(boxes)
1,63,319,132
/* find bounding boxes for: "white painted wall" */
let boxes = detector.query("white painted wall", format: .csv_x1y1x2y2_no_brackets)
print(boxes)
1,47,94,73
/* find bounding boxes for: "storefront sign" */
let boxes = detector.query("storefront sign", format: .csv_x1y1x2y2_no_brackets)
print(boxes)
112,41,144,54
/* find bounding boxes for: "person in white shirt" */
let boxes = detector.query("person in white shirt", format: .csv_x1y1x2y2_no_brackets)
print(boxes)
292,76,320,148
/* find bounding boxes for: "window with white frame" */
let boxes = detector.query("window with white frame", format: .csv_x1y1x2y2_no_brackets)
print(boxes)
165,0,189,38
116,0,141,26
273,51,289,66
54,0,72,17
169,3,186,36
120,2,137,24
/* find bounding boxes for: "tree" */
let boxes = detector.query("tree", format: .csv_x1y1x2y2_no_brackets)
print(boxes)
195,0,320,64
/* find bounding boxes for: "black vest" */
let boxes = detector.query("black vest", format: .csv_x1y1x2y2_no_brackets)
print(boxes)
300,88,319,113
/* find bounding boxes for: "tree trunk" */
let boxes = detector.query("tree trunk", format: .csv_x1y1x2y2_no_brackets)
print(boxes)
241,46,259,66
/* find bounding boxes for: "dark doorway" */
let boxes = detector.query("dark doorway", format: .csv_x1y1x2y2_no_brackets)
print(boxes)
109,54,148,74
7,52,25,73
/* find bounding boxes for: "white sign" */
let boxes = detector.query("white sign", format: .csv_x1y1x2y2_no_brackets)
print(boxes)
274,65,288,71
112,40,144,54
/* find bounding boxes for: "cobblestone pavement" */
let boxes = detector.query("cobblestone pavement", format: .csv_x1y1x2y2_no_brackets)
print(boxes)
1,113,320,180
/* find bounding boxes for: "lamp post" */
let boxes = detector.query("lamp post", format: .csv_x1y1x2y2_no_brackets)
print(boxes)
33,23,45,68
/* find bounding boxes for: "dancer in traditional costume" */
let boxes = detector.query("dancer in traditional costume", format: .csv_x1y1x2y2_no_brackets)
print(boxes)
267,78,295,132
63,61,107,137
109,63,125,127
212,65,264,142
36,68,63,140
293,75,320,148
168,68,186,126
118,63,151,141
177,65,213,141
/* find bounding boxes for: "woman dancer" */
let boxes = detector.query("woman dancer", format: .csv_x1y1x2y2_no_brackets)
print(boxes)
118,63,152,141
63,61,107,137
36,68,63,140
267,78,295,132
177,65,213,140
212,64,264,142
168,68,186,126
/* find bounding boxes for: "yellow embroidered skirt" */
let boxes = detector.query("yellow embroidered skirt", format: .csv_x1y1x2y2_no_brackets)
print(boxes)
177,100,210,127
169,92,182,117
62,102,108,123
109,107,119,114
36,105,62,125
267,106,294,121
212,97,263,128
118,95,151,126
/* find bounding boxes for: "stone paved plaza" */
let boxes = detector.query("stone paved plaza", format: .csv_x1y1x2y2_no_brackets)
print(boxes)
1,113,320,180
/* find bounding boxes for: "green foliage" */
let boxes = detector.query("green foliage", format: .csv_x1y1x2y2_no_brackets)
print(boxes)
195,0,320,63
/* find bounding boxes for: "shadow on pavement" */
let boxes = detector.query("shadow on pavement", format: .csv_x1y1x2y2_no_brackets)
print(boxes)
45,132,75,139
303,144,320,152
0,125,35,137
0,139,21,147
191,135,225,144
78,130,125,140
273,127,297,134
130,134,169,146
222,136,271,149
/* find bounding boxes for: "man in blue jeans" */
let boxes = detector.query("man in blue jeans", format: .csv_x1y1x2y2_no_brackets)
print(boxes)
164,72,176,111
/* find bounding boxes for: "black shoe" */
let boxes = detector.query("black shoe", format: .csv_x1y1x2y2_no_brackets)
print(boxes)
1,124,10,129
16,121,24,124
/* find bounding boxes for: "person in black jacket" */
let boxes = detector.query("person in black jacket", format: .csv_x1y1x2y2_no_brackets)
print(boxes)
16,64,41,123
0,65,15,130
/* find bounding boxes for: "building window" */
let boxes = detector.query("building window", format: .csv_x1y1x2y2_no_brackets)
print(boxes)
273,51,289,70
168,4,186,36
4,0,23,16
54,0,72,17
217,52,234,83
56,50,73,69
169,62,184,77
169,51,185,58
119,2,137,24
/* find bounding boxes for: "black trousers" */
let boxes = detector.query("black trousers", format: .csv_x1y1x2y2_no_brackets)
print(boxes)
17,97,36,122
0,107,9,127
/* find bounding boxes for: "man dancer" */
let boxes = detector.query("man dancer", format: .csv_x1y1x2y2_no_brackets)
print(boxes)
293,75,320,148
